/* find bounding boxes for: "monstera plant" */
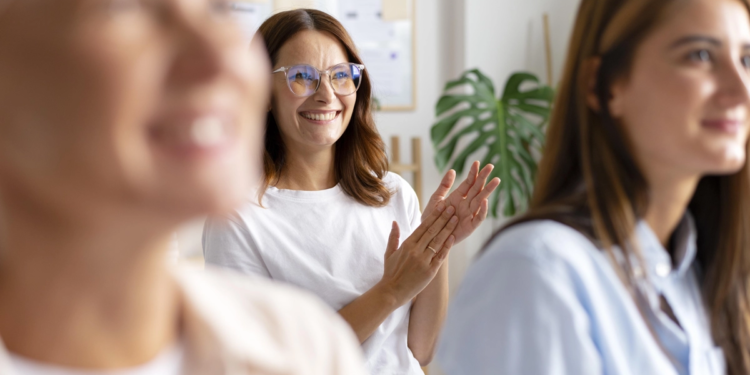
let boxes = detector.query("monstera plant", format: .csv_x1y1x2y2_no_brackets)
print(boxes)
432,70,554,218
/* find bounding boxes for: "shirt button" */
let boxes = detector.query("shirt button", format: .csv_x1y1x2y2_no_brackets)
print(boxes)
634,266,644,278
655,263,671,277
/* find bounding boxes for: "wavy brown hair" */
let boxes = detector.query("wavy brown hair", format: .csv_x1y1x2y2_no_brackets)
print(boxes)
255,9,391,207
493,0,750,373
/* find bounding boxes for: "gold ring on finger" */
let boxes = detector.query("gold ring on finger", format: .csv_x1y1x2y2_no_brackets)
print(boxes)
427,246,437,254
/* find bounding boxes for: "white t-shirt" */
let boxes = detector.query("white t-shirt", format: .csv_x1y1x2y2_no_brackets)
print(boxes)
9,344,183,375
203,172,423,375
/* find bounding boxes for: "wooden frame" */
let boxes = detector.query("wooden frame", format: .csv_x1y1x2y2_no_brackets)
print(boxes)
380,0,418,111
389,136,423,208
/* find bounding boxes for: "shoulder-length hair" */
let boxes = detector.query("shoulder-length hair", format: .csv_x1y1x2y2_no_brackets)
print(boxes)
493,0,750,373
255,9,391,207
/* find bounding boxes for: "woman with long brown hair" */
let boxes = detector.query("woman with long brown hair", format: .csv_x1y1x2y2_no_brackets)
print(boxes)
0,1,368,374
203,9,499,374
437,0,750,374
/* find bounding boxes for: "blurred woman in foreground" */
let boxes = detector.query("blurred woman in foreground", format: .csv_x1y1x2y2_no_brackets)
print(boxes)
0,1,366,374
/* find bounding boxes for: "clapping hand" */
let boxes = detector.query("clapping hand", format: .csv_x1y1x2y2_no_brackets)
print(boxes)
421,161,500,244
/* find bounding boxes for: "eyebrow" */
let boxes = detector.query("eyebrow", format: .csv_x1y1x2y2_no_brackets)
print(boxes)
670,35,722,49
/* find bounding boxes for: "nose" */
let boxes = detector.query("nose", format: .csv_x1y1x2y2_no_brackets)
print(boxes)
715,55,750,110
313,72,337,104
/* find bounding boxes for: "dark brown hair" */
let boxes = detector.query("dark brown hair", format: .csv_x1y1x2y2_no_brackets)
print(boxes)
493,0,750,372
255,9,391,207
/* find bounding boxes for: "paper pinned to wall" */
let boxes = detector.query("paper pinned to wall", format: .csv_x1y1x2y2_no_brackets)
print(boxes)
339,0,396,43
382,0,409,21
337,0,414,109
359,47,404,97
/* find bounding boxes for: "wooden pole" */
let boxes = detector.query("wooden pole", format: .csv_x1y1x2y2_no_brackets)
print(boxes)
390,136,424,208
391,136,401,165
543,13,553,87
411,137,423,208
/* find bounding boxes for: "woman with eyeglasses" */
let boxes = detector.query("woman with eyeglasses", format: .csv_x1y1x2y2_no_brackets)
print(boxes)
436,0,750,374
203,9,499,375
0,1,368,374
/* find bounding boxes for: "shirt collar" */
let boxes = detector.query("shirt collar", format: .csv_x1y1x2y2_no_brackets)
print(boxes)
635,212,698,285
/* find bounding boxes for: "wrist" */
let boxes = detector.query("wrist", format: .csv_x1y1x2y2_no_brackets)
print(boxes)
373,280,405,308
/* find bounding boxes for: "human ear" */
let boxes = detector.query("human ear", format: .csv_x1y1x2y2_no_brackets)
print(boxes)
584,57,603,113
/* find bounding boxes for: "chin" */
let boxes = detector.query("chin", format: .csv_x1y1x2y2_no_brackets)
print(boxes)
706,149,747,175
204,178,254,214
150,172,254,220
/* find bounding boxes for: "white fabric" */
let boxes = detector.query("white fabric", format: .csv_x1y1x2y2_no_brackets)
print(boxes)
9,343,183,375
0,266,367,375
204,172,423,375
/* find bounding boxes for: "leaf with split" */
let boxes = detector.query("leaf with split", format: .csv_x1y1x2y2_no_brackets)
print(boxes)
432,70,554,218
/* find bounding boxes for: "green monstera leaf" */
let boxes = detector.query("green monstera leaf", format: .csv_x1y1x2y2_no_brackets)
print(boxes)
432,70,554,217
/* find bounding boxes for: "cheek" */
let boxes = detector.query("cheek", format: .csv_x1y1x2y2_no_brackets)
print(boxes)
80,37,169,195
271,88,305,133
618,67,711,166
0,32,151,191
342,95,357,125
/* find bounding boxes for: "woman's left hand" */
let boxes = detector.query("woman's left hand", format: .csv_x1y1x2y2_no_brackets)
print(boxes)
421,161,501,244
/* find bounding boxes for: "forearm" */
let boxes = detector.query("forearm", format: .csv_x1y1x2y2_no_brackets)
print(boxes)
338,282,401,343
407,260,449,365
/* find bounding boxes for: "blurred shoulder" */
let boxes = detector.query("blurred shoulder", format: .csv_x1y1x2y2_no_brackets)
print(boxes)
383,172,417,200
480,220,601,274
175,265,365,374
383,171,418,190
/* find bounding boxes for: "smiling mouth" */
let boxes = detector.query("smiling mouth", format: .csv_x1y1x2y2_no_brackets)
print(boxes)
702,119,745,134
149,112,237,157
299,111,341,122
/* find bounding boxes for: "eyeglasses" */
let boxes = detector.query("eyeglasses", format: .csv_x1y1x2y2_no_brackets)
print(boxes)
272,63,366,97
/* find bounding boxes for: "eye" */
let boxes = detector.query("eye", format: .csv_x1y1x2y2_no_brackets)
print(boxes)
742,55,750,69
334,72,349,80
292,72,314,81
687,49,712,63
209,0,233,15
105,0,144,13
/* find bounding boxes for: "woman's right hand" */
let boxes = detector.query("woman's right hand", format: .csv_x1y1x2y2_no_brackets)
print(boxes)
377,201,458,306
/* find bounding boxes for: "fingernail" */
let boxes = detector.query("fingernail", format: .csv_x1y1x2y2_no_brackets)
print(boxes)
437,202,446,211
450,216,458,223
446,206,455,214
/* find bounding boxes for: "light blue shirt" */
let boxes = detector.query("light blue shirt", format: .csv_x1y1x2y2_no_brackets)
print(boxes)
437,215,725,375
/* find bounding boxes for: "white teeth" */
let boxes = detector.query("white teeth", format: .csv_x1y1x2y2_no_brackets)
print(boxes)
302,112,336,121
190,117,226,147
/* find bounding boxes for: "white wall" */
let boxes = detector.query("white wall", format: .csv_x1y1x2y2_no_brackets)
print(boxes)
371,2,579,372
374,0,580,299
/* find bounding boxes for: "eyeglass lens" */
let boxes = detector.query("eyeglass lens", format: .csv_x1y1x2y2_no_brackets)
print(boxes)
286,63,363,97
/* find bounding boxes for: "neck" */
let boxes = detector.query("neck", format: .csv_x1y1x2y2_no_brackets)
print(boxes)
0,197,181,368
643,169,700,248
275,144,337,191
